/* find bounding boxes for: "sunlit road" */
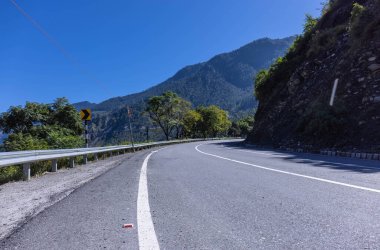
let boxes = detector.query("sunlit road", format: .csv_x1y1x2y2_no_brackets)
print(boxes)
2,140,380,249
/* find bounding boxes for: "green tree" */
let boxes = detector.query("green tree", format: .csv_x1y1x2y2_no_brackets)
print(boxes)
49,97,83,134
183,110,202,138
146,92,191,140
0,98,84,151
228,115,254,137
197,105,231,138
237,115,254,136
228,122,241,137
303,14,318,34
172,97,191,139
0,102,50,134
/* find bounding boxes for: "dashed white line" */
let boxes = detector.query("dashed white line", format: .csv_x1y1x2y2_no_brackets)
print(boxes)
196,144,380,194
137,150,160,250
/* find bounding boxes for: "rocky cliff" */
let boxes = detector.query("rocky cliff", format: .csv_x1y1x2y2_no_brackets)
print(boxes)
248,0,380,152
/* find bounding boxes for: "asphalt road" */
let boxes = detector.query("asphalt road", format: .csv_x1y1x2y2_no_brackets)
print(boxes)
2,140,380,249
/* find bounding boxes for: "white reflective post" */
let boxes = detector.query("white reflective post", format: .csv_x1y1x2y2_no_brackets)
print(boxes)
23,163,31,181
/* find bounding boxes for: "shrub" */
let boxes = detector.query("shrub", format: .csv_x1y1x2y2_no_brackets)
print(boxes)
254,70,269,101
0,166,23,185
307,25,346,57
4,133,49,151
349,3,366,38
303,14,318,34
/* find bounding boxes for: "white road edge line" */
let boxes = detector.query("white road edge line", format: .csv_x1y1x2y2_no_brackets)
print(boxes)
233,149,379,170
137,150,160,250
195,144,380,194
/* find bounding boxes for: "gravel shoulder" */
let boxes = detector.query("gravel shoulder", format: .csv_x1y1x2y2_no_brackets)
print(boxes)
0,154,130,240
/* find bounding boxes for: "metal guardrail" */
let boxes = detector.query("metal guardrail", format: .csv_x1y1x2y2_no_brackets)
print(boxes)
0,139,205,181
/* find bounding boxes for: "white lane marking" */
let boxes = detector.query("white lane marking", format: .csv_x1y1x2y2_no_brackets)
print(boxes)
137,150,160,250
226,148,379,170
235,149,287,157
195,144,380,194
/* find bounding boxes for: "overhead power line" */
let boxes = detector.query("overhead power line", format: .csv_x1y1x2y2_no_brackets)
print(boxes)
9,0,111,95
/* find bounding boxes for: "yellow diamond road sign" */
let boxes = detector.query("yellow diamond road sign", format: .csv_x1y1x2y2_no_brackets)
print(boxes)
80,109,92,121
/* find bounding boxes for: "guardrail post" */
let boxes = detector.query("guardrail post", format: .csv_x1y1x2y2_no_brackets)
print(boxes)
83,155,88,164
94,153,98,161
51,159,58,172
70,157,75,168
23,163,31,181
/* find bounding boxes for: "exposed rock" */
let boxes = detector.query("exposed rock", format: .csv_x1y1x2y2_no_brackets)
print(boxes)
368,56,377,62
374,96,380,103
368,64,380,72
248,0,380,152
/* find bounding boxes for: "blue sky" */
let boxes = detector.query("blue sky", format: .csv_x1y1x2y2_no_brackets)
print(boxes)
0,0,322,111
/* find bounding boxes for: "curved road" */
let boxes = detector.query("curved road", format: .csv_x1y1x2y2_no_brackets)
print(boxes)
2,140,380,249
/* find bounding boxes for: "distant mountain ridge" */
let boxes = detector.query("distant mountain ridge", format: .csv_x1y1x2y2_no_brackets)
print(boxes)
74,36,296,145
75,37,295,114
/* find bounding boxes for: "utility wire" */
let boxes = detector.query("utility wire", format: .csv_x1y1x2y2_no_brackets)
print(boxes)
9,0,111,95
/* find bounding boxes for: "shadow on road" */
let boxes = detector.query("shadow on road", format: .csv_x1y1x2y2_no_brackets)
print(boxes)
210,141,380,174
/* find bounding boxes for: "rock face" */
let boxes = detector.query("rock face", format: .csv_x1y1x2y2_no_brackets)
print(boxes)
248,0,380,152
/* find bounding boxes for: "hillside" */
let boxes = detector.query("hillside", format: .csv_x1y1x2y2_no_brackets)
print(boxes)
76,37,295,145
248,0,380,152
77,37,295,114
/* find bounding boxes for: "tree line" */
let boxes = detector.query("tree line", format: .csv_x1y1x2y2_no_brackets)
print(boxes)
0,93,254,152
145,91,253,140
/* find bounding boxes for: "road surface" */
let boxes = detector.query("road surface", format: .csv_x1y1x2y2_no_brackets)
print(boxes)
2,140,380,249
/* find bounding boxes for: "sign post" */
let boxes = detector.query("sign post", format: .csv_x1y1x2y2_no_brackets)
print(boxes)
80,109,92,148
127,106,135,151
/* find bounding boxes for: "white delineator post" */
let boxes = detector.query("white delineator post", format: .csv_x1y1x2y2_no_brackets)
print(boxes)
51,159,58,172
23,163,31,181
70,157,75,168
330,78,339,106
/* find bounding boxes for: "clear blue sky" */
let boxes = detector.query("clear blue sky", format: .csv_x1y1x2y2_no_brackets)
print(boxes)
0,0,322,111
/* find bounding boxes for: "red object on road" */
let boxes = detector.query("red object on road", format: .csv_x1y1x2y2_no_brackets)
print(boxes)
122,224,134,228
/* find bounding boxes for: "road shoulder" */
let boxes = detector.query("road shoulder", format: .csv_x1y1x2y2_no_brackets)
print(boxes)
0,154,128,240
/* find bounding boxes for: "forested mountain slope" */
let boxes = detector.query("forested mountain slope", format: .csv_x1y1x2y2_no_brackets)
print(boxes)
248,0,380,152
77,37,295,114
75,37,295,144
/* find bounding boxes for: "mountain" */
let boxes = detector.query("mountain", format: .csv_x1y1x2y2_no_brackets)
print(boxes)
75,37,296,145
248,0,380,152
73,101,97,110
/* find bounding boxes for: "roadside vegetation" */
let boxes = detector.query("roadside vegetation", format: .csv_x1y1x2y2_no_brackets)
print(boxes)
0,98,84,184
146,91,234,139
0,93,252,184
228,115,254,138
